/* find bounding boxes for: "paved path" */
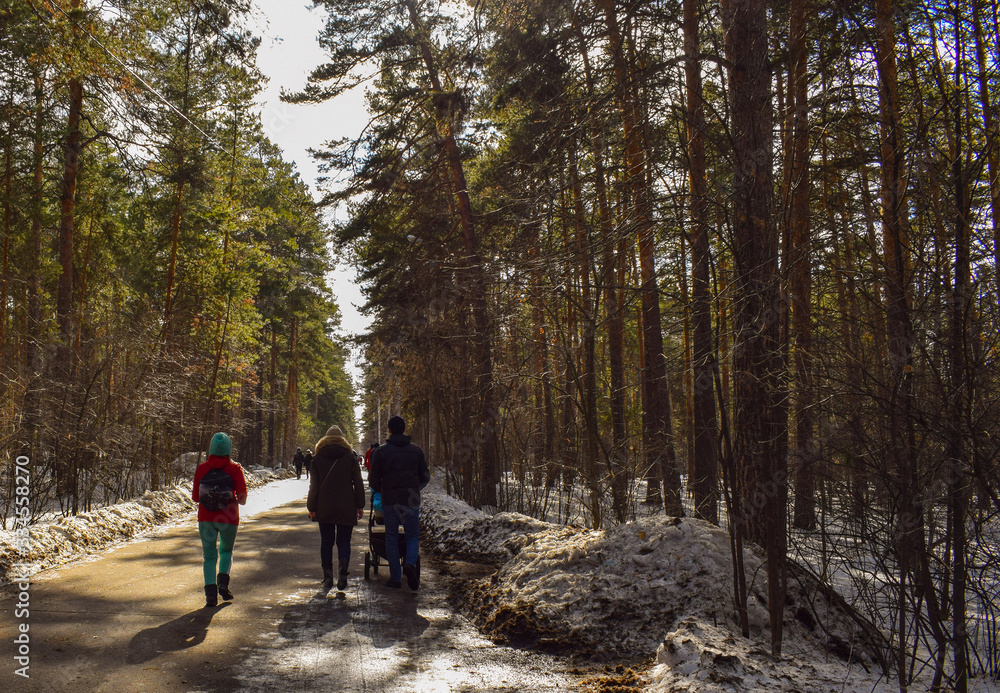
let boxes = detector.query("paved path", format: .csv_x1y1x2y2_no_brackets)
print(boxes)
0,482,585,692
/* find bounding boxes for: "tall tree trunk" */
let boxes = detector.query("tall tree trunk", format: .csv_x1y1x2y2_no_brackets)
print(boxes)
405,0,498,506
603,223,629,523
948,7,972,690
824,125,867,519
530,223,548,486
724,0,786,655
53,1,85,513
250,368,264,467
268,323,277,466
575,19,629,521
1,123,12,362
972,0,1000,303
23,69,46,451
203,216,234,444
523,223,556,488
283,316,299,468
162,180,185,343
680,233,696,486
717,253,731,423
569,141,602,527
55,0,86,381
56,75,83,378
599,0,682,516
685,0,719,524
875,2,943,686
788,0,815,531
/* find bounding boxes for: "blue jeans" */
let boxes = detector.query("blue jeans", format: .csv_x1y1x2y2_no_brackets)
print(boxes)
318,523,354,570
382,503,419,582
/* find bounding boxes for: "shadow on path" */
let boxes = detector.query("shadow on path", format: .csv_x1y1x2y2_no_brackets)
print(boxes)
126,603,232,664
0,487,584,692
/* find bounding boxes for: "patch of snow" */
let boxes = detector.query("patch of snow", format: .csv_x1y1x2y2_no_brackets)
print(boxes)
422,481,552,564
419,480,1000,693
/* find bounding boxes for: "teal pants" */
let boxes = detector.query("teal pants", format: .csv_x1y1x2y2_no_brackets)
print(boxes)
199,521,239,585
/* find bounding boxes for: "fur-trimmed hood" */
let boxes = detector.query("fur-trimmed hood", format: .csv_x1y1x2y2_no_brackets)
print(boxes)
315,434,351,454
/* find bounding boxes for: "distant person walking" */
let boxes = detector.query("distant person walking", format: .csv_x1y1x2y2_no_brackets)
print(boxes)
303,449,313,479
193,432,247,607
363,442,378,471
307,426,365,591
368,416,430,590
293,447,305,479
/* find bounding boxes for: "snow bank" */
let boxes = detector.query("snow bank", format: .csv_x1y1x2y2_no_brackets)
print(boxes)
420,482,905,692
460,514,778,661
646,614,905,693
421,481,552,563
0,464,293,584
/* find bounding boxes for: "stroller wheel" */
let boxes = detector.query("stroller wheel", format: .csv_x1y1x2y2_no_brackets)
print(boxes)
364,552,371,581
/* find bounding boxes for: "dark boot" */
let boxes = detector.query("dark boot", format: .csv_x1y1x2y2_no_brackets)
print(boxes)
403,562,419,591
337,565,348,591
217,573,233,601
322,567,334,590
204,584,218,608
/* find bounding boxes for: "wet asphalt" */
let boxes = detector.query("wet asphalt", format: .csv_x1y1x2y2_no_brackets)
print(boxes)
0,479,586,692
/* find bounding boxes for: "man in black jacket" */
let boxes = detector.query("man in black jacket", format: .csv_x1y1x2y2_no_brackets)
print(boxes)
369,415,430,590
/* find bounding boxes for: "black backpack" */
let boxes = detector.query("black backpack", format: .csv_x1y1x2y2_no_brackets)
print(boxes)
199,467,235,512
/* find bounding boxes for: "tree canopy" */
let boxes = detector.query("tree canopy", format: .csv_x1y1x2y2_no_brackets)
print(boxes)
0,0,356,516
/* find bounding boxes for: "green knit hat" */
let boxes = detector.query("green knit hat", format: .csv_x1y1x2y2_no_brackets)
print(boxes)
209,432,232,457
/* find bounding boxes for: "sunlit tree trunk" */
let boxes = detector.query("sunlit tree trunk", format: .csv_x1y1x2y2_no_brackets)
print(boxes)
405,0,498,506
599,0,682,516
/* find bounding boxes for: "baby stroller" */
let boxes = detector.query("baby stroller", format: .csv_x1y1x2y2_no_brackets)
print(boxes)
364,492,420,580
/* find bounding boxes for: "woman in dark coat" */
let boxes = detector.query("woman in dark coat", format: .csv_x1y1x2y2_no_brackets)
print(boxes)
307,425,365,590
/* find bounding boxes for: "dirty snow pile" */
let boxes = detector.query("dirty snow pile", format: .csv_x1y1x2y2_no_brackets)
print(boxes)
420,482,926,693
421,480,553,563
0,464,292,583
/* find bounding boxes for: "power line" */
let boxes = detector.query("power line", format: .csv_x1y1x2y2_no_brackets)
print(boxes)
48,3,233,161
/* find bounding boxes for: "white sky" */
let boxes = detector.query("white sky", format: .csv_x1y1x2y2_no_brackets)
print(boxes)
249,1,372,411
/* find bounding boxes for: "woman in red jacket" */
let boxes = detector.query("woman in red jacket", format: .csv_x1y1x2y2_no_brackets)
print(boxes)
192,432,247,607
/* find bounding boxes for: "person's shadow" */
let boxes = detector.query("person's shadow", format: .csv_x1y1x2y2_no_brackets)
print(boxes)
367,593,430,649
278,594,353,640
126,603,231,664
